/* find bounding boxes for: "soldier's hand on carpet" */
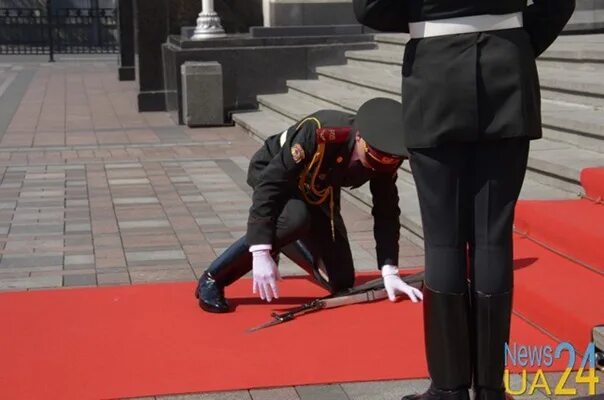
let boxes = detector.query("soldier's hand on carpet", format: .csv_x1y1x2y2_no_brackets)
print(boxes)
381,265,423,303
252,249,280,302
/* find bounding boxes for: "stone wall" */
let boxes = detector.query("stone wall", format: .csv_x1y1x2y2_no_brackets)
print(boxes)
263,0,356,26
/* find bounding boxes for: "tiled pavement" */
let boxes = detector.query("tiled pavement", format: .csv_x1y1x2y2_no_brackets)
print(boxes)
0,57,600,400
0,58,425,292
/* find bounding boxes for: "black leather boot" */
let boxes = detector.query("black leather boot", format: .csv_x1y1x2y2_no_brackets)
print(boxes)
280,240,332,292
195,236,252,313
472,291,513,400
402,286,472,400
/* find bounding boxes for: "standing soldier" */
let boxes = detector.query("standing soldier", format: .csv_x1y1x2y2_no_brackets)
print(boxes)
354,1,575,400
195,98,423,313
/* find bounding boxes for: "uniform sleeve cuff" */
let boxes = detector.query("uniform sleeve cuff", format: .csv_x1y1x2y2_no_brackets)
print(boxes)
249,244,273,253
381,264,399,277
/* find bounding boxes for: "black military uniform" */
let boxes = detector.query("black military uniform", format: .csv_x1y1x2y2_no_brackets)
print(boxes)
354,2,575,400
196,98,407,313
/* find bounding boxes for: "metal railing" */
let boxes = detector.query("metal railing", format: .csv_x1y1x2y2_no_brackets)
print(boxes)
0,1,118,57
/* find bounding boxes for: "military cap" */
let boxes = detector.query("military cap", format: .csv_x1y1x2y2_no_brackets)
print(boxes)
355,97,408,158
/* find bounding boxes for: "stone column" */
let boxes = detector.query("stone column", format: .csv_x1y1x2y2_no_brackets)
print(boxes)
117,0,135,81
262,0,271,26
134,0,169,111
191,0,226,39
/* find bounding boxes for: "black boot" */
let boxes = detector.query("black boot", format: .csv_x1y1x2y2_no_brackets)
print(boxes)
402,286,472,400
195,236,252,313
280,240,332,292
472,291,513,400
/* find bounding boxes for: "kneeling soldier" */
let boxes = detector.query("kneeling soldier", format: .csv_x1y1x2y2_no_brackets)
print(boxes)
195,98,422,312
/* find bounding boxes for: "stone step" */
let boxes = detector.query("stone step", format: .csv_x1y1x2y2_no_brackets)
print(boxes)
348,46,604,72
232,108,291,141
345,48,604,102
260,92,588,195
373,33,604,63
539,66,604,96
526,137,604,193
288,77,603,192
346,48,402,66
232,105,576,241
317,62,604,147
286,78,399,112
316,63,400,94
541,101,604,150
538,67,604,107
257,92,346,122
374,33,409,46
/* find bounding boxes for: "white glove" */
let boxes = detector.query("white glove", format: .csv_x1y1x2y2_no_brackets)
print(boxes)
381,265,423,303
251,249,280,302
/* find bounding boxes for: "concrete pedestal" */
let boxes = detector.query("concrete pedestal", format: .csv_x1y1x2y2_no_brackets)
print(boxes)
162,32,374,124
181,61,224,126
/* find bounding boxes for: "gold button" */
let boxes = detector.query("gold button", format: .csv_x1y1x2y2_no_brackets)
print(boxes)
336,156,343,164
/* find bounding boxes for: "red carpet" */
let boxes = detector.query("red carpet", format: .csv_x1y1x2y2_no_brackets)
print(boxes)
581,167,604,200
514,169,604,352
515,199,604,273
0,277,563,400
513,235,604,352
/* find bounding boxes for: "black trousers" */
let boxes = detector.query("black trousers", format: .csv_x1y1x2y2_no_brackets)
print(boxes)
236,198,355,292
410,138,530,294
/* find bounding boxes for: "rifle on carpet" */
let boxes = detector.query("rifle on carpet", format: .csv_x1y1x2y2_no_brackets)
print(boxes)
248,271,425,333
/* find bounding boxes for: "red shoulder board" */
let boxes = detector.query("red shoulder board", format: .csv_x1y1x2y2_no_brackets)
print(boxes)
315,127,351,144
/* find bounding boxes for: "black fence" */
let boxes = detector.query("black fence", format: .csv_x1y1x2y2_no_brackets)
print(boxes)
0,3,118,55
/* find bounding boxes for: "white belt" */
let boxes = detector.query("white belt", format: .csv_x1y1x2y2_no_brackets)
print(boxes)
409,12,523,39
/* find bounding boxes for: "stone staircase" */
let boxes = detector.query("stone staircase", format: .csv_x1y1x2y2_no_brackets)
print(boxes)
232,33,604,241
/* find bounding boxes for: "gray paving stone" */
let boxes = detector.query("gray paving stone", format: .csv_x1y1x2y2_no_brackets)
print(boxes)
65,254,95,265
170,176,192,183
105,163,143,169
119,220,171,229
196,217,223,225
126,250,186,262
159,391,252,400
9,224,63,235
66,223,92,233
296,384,350,400
108,178,150,185
181,195,205,202
0,255,63,268
250,388,300,400
113,197,159,205
19,190,64,198
129,268,195,283
97,272,131,286
342,379,430,400
0,275,62,290
64,274,97,287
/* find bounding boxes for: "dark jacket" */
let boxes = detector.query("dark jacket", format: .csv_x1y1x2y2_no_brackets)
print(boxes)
353,0,575,148
246,109,402,267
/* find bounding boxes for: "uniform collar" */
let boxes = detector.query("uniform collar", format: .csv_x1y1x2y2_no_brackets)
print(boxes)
343,125,357,168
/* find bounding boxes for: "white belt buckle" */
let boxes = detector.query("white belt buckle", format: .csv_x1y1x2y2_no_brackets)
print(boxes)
409,12,523,39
